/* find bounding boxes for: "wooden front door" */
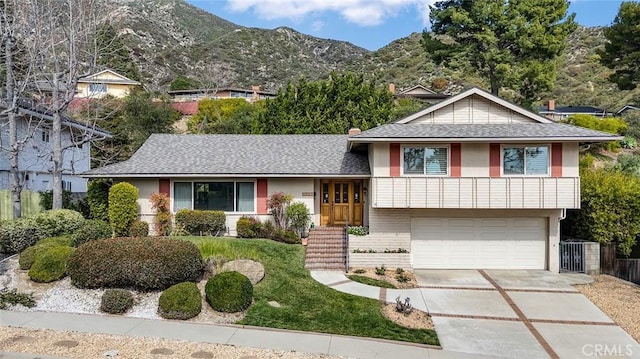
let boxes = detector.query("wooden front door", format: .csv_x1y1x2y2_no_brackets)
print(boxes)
320,180,364,226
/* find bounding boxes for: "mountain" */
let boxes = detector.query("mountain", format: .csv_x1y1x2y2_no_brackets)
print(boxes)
105,0,368,91
106,0,638,111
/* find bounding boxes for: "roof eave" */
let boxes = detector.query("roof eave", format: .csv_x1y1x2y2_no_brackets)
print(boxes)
82,173,370,178
348,136,622,143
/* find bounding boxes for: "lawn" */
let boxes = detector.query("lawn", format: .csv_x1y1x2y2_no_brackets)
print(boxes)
180,236,439,345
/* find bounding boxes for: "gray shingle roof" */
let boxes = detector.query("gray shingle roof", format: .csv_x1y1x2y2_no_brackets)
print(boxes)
85,134,370,177
351,123,620,141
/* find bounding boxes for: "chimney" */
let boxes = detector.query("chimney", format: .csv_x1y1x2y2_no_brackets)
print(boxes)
547,99,555,111
388,83,395,94
251,85,260,102
348,128,361,136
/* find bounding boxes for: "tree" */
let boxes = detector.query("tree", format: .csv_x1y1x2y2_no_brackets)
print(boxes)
93,23,140,81
563,168,640,256
599,2,640,90
423,0,576,107
170,75,199,91
187,98,256,134
255,72,393,134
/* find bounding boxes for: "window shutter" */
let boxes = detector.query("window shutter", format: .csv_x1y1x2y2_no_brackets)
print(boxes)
159,178,171,209
257,179,268,214
450,143,461,177
551,143,563,177
390,143,400,177
490,143,501,177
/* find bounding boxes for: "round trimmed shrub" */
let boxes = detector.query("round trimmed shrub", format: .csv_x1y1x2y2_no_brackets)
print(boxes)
100,289,134,314
129,220,149,237
158,282,202,320
19,236,72,270
205,271,253,313
0,218,45,254
28,245,74,283
67,237,204,291
32,209,85,238
71,220,112,247
108,182,139,237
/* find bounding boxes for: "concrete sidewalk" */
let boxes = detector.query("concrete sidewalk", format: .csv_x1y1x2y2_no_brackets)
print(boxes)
0,310,499,359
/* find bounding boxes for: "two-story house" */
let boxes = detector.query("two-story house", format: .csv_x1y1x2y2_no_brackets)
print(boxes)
75,69,140,99
84,88,618,272
0,103,111,195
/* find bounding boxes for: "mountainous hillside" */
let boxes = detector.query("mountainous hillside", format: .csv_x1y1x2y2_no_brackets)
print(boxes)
106,0,639,111
106,0,368,90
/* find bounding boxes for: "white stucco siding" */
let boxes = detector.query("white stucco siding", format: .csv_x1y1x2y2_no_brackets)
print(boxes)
267,178,315,215
125,178,159,228
562,142,579,177
460,143,489,177
408,95,537,124
371,143,390,177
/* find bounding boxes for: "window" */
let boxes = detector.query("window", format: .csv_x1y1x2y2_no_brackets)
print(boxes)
62,180,71,192
403,146,448,175
89,83,107,93
502,146,549,176
41,128,50,142
173,181,254,212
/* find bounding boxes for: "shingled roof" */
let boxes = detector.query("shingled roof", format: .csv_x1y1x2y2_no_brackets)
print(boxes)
348,123,620,143
84,134,370,177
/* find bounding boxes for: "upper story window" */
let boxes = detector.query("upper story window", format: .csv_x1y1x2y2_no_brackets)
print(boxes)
41,128,50,142
502,146,549,176
89,83,107,93
403,146,449,176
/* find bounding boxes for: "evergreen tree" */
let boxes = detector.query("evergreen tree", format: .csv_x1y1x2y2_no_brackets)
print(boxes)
94,24,140,81
423,0,576,107
255,72,393,134
599,1,640,90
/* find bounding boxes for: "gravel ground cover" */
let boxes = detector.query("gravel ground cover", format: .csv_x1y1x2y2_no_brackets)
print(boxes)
575,274,640,342
0,326,339,359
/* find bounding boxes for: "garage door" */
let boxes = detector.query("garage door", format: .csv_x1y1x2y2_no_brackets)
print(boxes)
411,218,546,269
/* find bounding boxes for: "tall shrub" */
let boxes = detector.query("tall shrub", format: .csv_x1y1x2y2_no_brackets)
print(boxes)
286,201,310,236
150,192,172,236
87,179,112,222
267,192,292,229
108,182,139,237
563,168,640,256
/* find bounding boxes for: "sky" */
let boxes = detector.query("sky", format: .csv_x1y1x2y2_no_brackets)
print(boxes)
185,0,624,51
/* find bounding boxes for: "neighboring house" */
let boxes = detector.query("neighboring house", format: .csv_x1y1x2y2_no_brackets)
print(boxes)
538,100,611,121
394,84,448,103
616,105,640,116
168,86,276,103
84,88,618,272
76,69,140,99
0,101,111,193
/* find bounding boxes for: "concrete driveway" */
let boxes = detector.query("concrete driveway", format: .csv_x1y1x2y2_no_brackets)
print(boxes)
414,270,640,359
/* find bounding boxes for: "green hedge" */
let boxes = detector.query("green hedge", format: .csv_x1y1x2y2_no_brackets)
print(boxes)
19,236,72,270
174,210,226,236
31,209,85,238
71,220,112,247
205,271,253,313
28,245,74,283
108,182,139,237
129,220,149,237
0,218,45,254
67,237,204,291
158,282,202,320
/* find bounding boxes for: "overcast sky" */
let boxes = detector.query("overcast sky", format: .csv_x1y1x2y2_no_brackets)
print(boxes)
186,0,623,51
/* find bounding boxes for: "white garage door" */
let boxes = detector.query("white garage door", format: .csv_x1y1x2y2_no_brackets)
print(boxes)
411,218,546,269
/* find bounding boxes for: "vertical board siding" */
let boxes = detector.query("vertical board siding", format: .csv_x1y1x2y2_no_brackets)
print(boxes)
256,179,268,214
489,143,501,177
372,177,580,209
551,143,563,177
389,143,400,177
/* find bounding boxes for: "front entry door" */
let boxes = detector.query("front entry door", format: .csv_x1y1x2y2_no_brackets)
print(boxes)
320,180,364,226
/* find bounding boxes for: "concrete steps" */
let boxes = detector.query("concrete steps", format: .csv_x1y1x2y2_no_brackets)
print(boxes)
304,227,346,271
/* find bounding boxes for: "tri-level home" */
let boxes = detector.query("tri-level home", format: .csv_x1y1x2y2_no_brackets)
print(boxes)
75,69,141,99
84,88,618,272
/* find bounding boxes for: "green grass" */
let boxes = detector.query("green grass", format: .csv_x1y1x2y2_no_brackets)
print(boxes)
347,275,397,289
175,236,438,345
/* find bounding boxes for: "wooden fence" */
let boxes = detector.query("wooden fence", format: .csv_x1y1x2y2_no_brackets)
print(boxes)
0,190,43,220
600,244,640,285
